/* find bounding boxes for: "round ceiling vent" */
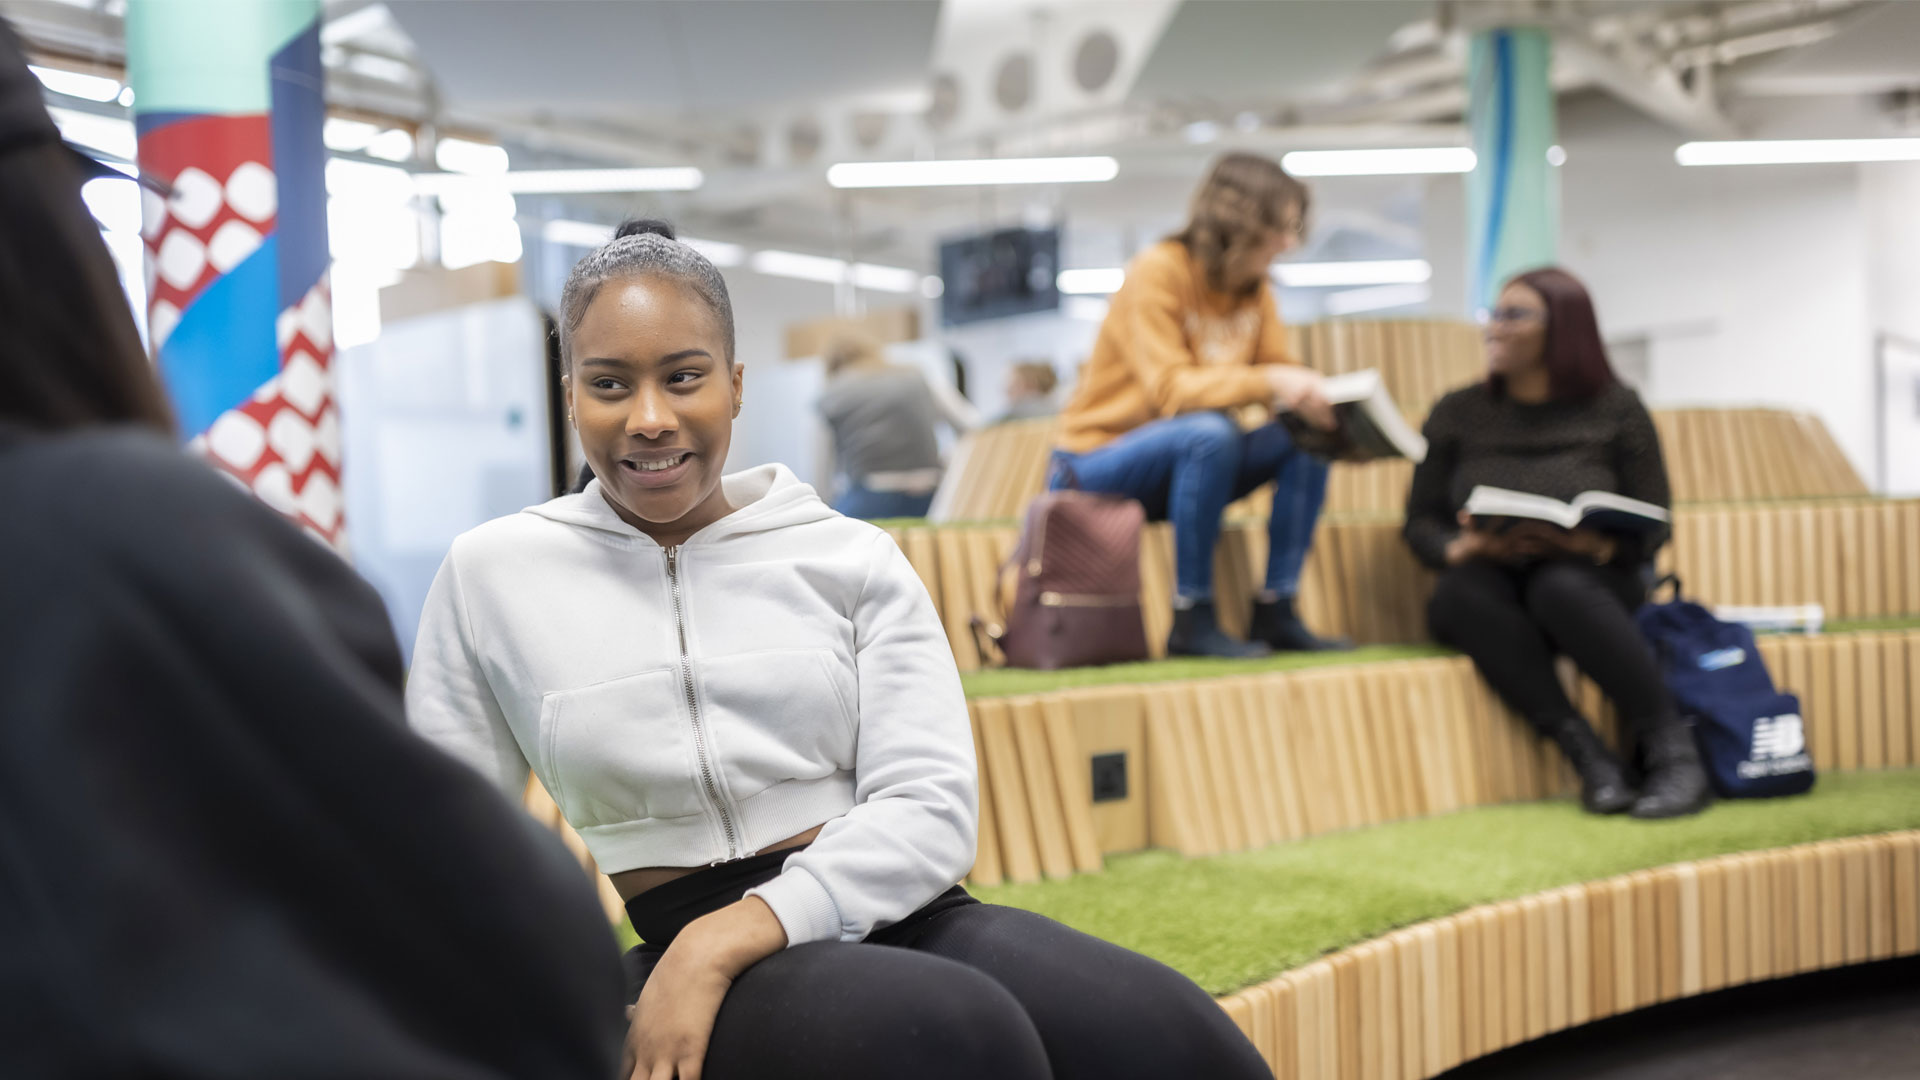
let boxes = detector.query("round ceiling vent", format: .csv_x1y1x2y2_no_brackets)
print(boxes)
926,72,961,131
995,52,1034,112
786,116,822,164
1074,29,1120,93
851,111,890,150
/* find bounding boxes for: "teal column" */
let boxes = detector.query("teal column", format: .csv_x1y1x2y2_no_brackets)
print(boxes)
1466,27,1557,311
127,0,344,550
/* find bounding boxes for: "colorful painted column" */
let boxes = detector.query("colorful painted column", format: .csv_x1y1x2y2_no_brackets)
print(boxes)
1466,26,1557,312
127,0,342,551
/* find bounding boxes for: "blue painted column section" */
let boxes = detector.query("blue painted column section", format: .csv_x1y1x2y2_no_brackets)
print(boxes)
1466,27,1557,311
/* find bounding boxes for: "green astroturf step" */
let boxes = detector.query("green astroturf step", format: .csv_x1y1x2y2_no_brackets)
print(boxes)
973,770,1920,995
959,619,1920,700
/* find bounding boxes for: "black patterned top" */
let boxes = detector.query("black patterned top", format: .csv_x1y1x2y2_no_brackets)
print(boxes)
1402,380,1672,570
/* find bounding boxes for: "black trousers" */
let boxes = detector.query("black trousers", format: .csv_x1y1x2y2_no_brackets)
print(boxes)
1426,557,1676,737
623,851,1269,1080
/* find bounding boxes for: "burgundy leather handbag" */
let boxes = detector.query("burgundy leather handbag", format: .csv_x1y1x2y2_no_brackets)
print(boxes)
974,489,1150,670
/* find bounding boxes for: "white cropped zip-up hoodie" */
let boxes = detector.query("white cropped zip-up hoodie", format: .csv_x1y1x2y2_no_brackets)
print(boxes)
405,464,977,948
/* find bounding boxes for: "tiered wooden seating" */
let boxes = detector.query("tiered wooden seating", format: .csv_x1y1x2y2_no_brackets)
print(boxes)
891,498,1920,664
928,417,1057,523
1216,830,1920,1080
1655,407,1866,502
959,629,1920,886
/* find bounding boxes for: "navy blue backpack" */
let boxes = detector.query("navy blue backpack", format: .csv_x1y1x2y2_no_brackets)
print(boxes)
1635,577,1815,799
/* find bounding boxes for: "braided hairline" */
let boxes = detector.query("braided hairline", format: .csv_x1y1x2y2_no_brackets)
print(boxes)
557,232,737,369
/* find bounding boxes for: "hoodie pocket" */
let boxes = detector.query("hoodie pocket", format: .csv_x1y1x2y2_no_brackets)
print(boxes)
698,648,857,802
541,666,705,826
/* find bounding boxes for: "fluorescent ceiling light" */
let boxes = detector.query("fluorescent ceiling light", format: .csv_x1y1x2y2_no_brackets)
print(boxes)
48,107,135,160
1323,282,1432,317
1057,267,1126,295
1274,259,1432,288
30,64,121,103
1281,147,1476,176
542,218,611,248
749,249,921,293
365,127,415,162
1675,138,1920,166
323,117,382,153
413,167,703,195
542,220,744,267
681,236,745,268
434,136,508,175
325,157,415,202
827,156,1118,189
851,263,920,293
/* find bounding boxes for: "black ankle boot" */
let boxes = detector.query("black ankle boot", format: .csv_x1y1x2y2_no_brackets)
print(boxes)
1168,600,1271,659
1544,716,1635,814
1249,596,1353,652
1632,722,1713,819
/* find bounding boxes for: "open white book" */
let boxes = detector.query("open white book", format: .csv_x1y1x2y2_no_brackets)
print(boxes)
1464,485,1670,534
1280,369,1428,463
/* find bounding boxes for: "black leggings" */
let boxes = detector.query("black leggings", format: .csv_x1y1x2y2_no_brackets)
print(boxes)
1426,557,1677,736
623,852,1268,1080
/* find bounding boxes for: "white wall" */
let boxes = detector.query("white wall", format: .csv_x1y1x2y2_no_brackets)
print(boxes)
1556,95,1877,480
1862,162,1920,494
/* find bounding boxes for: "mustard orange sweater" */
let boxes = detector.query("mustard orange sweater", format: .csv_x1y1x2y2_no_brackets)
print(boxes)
1057,240,1302,454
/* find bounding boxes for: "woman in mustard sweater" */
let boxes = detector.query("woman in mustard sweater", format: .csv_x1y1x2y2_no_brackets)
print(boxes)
1052,152,1345,657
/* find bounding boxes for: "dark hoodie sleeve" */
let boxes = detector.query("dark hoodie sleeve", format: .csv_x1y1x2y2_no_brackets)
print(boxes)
0,429,624,1077
1607,388,1673,566
1404,393,1465,571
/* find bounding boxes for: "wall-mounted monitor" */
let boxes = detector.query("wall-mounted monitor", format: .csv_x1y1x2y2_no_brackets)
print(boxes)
938,227,1060,326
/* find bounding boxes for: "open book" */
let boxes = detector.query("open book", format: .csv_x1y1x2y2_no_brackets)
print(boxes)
1280,369,1428,463
1465,485,1670,534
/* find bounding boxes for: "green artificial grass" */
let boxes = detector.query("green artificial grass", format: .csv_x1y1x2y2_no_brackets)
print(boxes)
973,770,1920,996
960,643,1451,699
958,621,1920,700
1824,616,1920,635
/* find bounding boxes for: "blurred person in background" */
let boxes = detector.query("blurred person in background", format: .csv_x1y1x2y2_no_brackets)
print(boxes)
410,219,1273,1080
0,22,624,1074
994,360,1060,424
816,330,979,520
1050,151,1348,658
1405,267,1707,820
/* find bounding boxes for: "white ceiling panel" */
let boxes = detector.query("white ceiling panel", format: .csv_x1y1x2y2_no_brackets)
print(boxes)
385,0,941,114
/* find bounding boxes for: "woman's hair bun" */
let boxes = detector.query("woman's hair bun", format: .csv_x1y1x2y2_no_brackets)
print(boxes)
614,218,676,242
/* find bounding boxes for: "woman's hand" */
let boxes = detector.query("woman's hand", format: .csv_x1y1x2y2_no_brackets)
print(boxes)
1264,365,1337,431
1522,525,1619,564
1446,512,1541,566
624,897,786,1080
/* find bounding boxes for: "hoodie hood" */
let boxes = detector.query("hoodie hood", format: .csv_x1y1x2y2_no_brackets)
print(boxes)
523,463,836,545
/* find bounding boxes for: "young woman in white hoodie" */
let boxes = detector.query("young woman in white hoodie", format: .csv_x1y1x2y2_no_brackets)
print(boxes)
407,220,1269,1080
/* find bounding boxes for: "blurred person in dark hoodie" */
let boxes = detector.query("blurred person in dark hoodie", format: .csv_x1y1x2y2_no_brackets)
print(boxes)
0,21,624,1077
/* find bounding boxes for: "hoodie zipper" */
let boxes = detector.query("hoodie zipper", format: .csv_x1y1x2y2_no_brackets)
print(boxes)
664,545,739,861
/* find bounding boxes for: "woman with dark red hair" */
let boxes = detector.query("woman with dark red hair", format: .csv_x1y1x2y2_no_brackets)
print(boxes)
1404,268,1709,819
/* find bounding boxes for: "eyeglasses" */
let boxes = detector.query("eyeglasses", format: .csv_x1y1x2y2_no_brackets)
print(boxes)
1477,306,1545,326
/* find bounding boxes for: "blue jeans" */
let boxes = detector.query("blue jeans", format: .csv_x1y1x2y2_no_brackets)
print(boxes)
835,485,934,521
1050,412,1329,601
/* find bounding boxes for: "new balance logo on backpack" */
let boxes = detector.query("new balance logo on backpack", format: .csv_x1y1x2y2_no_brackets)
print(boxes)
1739,713,1811,779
